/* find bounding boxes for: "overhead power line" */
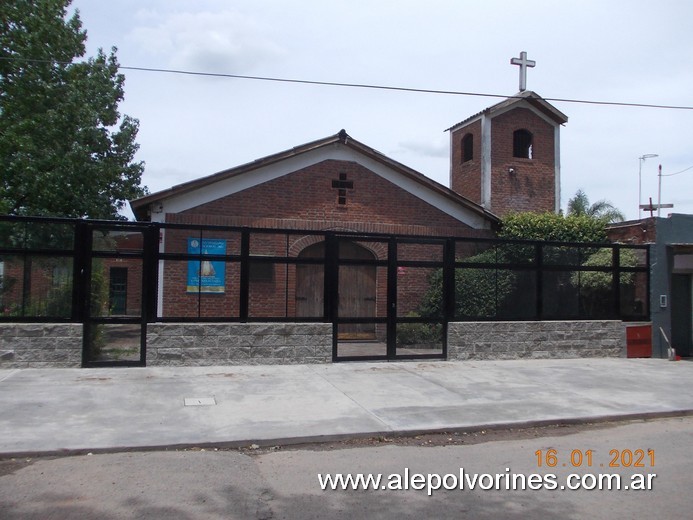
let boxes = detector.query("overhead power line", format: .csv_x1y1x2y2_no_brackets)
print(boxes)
2,56,693,111
662,165,693,177
123,65,693,110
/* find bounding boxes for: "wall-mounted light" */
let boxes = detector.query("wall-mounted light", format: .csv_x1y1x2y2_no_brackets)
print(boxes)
508,167,516,175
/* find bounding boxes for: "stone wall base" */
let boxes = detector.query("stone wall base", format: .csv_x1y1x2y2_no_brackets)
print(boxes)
0,324,82,368
146,323,333,366
448,320,626,360
1,321,626,367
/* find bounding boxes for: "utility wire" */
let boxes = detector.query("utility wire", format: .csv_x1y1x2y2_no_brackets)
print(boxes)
661,165,693,177
116,65,693,111
2,56,693,111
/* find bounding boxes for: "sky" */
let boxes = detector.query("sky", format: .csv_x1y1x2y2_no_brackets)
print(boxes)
68,0,693,221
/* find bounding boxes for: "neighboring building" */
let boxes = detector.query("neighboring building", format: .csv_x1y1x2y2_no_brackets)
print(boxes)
608,214,693,358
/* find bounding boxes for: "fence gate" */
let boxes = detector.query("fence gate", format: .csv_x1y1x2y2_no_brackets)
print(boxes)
81,223,156,367
330,234,448,361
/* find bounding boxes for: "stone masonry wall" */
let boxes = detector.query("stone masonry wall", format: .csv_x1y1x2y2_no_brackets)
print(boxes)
1,321,626,367
146,323,332,366
0,324,82,368
448,321,625,360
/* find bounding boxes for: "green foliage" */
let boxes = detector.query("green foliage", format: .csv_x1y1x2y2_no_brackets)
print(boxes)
567,189,625,223
419,249,516,319
454,265,515,318
417,211,623,320
566,248,638,318
500,212,608,243
87,259,109,357
395,313,442,346
0,0,146,218
573,248,638,292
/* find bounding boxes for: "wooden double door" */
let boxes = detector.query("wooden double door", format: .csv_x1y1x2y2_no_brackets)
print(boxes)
296,240,376,340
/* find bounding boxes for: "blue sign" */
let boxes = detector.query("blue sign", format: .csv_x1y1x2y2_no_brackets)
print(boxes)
187,238,226,293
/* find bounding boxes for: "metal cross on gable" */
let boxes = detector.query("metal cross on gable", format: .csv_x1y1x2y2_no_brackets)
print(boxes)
510,51,536,92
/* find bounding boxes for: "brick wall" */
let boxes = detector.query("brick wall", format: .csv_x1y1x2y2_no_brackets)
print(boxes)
176,160,483,235
607,219,657,245
450,108,557,217
159,159,493,319
451,119,482,204
489,109,556,216
0,257,72,318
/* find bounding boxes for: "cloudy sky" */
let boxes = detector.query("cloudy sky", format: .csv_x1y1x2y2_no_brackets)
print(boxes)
69,0,693,221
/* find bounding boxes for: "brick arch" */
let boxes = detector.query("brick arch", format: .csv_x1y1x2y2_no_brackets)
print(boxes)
289,228,388,261
289,235,324,257
353,240,387,261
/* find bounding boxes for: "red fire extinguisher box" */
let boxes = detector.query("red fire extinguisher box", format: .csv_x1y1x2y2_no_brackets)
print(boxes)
626,324,652,358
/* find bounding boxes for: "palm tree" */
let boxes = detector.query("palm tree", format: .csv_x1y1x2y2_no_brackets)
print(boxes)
567,190,625,223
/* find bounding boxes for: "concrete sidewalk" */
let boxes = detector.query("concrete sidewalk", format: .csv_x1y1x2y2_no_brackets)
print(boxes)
1,358,692,456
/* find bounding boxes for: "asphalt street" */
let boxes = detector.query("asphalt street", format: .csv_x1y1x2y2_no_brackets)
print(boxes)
1,416,691,519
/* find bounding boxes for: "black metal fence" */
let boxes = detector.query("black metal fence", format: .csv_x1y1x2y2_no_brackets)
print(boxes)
0,215,650,325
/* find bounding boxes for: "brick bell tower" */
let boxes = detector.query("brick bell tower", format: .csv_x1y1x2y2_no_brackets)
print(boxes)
448,52,568,217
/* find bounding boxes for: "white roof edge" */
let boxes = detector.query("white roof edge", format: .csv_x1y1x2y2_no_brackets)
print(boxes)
157,145,492,230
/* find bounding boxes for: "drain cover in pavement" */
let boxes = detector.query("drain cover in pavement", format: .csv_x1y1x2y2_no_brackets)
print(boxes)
184,397,216,406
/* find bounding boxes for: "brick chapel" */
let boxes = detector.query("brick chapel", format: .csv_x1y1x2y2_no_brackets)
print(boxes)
132,55,567,229
131,90,567,230
129,54,569,324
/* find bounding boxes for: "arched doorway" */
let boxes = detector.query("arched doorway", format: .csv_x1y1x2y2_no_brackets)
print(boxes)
296,240,377,340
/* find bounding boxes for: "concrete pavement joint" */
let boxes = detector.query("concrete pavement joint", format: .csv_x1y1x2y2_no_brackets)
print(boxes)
305,365,395,431
0,369,20,383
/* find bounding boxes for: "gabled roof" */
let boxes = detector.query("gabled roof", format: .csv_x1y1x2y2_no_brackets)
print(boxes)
446,91,568,132
130,130,500,227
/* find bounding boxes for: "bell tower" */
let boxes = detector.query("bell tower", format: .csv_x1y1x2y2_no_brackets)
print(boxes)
448,53,568,217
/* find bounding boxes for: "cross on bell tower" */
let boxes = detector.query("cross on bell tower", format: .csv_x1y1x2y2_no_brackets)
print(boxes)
448,52,567,217
510,51,536,92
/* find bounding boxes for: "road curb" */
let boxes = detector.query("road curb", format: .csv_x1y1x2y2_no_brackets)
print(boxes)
3,409,693,459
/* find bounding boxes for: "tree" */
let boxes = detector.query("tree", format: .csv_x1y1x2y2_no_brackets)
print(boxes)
566,189,625,223
0,0,146,219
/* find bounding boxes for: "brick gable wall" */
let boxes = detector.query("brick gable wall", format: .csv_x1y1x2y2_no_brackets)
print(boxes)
176,159,479,235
